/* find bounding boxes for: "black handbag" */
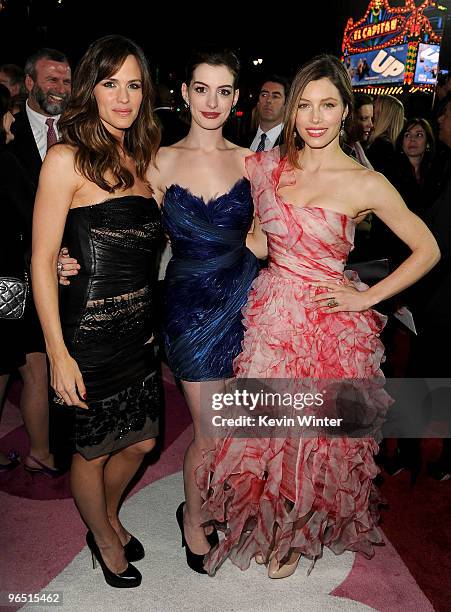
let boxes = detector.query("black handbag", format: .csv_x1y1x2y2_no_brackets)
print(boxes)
0,274,28,320
344,257,390,286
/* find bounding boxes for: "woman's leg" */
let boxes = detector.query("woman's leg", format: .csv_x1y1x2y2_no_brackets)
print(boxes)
18,352,55,468
104,438,156,544
180,379,222,555
71,452,127,573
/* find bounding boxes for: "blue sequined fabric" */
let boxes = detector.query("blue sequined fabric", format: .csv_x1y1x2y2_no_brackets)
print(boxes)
162,178,258,381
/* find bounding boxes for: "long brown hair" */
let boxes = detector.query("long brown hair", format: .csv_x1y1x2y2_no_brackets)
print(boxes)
284,54,354,168
58,35,160,192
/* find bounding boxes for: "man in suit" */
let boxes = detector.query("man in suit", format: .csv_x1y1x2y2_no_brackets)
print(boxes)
9,49,71,473
11,48,71,188
243,75,290,152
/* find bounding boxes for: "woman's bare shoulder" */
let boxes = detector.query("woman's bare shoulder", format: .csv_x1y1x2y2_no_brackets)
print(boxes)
41,144,80,184
44,143,77,163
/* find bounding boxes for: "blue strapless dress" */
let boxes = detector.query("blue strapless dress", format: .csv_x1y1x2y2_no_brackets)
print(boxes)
162,178,258,381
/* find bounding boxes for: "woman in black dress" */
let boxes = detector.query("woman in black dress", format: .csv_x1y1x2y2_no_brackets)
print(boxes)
32,36,162,588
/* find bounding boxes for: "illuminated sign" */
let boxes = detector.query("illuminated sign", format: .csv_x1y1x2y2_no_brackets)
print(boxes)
342,0,447,90
345,45,408,86
414,42,440,84
352,17,402,42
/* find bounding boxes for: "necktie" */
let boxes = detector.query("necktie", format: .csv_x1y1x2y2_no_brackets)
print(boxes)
45,118,58,151
256,132,267,152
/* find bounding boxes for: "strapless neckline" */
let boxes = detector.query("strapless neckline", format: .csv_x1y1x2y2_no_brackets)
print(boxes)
165,177,249,207
281,201,357,222
70,195,159,212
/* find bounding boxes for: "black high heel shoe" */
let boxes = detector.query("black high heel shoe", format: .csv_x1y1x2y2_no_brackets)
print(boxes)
124,534,145,562
205,527,219,548
176,502,208,574
86,531,142,588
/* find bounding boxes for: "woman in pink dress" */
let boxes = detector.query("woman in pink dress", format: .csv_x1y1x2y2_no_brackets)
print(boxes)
196,55,440,578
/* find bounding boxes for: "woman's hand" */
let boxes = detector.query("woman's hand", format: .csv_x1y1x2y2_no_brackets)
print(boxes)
50,352,88,409
58,247,80,286
311,281,373,313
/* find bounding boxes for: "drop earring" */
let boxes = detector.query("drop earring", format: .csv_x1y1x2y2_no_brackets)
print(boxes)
340,117,346,137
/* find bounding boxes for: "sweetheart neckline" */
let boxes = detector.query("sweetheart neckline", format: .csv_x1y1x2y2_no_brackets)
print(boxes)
164,177,249,206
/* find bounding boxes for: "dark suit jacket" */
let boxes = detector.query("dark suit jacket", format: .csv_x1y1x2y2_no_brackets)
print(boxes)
0,146,34,277
10,110,42,190
238,126,285,150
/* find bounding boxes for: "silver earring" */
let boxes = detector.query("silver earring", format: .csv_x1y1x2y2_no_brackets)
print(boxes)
184,99,190,109
340,118,345,137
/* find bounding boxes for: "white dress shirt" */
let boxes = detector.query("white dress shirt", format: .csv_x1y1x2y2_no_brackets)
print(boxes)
25,100,61,161
250,123,284,152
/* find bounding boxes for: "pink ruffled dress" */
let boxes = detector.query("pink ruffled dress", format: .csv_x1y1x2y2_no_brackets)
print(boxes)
196,148,391,575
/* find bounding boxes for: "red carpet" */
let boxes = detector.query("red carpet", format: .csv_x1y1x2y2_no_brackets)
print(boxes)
1,377,450,610
378,441,451,612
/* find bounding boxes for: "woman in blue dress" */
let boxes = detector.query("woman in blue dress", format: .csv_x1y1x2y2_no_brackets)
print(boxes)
59,49,265,573
147,50,264,573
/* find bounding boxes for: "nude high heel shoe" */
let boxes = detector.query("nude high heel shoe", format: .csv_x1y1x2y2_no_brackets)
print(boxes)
267,550,301,579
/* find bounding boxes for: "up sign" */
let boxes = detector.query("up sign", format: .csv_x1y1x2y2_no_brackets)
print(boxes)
371,49,405,77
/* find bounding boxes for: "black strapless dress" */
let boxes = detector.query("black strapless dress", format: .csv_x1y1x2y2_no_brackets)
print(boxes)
59,196,163,459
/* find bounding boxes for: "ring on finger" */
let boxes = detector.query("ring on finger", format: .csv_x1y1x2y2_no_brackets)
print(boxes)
327,299,339,308
54,395,66,405
57,262,63,273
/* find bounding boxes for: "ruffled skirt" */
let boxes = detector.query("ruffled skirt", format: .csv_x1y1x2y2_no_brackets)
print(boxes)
196,270,391,575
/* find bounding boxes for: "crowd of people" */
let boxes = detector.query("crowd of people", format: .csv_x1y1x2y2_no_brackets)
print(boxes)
0,36,450,589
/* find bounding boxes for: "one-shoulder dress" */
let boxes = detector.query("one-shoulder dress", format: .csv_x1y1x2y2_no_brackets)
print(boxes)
60,196,163,459
162,178,258,381
197,149,391,575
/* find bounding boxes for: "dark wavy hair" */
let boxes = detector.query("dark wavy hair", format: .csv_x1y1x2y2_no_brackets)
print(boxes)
58,35,160,192
284,54,354,168
185,49,240,88
397,117,435,157
396,117,435,183
0,83,11,145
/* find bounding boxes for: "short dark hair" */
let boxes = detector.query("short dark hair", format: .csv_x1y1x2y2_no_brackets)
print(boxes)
0,83,11,145
260,74,290,98
185,49,240,88
24,48,69,80
354,93,373,111
0,63,25,93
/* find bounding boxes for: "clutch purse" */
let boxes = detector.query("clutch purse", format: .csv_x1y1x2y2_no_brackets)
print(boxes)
344,257,390,286
0,276,28,320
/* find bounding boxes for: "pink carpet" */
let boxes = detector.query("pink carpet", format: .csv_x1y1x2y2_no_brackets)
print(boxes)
1,375,448,611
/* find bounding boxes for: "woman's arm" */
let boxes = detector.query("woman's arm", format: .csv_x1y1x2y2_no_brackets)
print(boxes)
32,145,88,408
242,149,268,259
313,172,440,312
246,214,268,259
